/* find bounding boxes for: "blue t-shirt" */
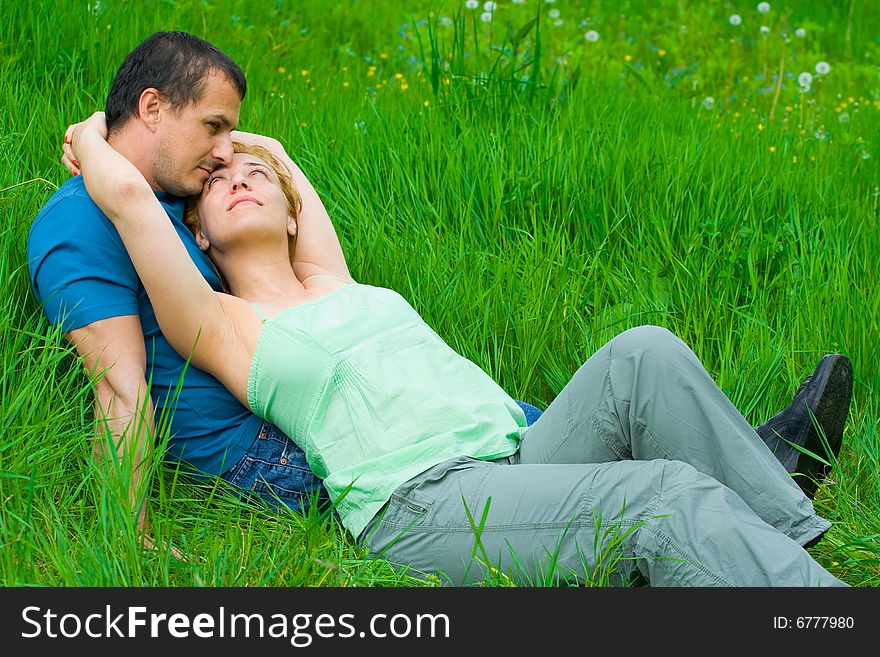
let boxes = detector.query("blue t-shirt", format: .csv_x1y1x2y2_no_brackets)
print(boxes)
27,176,260,476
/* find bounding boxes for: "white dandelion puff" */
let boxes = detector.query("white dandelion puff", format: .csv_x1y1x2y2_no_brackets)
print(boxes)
729,14,742,26
795,28,806,38
815,61,830,75
585,30,599,42
480,10,493,22
760,25,770,35
483,1,496,11
798,72,813,87
548,8,560,19
838,112,850,123
465,0,478,9
702,96,716,110
757,2,770,14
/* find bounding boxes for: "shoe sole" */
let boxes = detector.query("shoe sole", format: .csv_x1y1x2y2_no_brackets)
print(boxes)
795,354,853,498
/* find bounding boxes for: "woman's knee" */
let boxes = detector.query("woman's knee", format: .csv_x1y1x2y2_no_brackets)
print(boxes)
610,325,685,361
655,459,736,508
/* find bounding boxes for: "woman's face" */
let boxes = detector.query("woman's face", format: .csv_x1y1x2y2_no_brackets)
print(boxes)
194,151,293,253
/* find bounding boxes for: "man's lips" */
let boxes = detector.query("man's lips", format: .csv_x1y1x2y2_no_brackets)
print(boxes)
228,196,262,210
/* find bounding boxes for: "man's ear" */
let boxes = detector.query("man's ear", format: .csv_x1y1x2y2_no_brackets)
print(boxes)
138,88,164,132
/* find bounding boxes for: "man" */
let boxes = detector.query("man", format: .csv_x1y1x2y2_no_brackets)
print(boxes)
29,31,852,555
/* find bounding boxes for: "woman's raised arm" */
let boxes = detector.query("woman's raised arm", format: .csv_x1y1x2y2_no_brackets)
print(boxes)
69,112,229,373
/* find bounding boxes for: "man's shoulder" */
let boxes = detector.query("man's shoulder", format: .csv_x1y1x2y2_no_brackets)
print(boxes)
30,176,106,236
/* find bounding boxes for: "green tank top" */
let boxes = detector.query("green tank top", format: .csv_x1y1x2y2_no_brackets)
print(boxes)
247,281,525,538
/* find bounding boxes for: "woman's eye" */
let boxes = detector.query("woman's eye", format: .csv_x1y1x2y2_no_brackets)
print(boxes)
207,176,222,187
250,169,269,178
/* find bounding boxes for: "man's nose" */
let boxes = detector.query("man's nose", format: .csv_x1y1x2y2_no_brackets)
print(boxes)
212,133,234,166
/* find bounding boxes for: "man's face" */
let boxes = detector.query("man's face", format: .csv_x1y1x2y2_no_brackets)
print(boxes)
151,72,241,197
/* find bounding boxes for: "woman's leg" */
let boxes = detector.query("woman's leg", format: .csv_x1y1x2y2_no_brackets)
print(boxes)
515,325,829,545
360,456,847,587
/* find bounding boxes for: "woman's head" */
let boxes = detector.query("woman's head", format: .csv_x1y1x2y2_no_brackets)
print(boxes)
184,141,302,263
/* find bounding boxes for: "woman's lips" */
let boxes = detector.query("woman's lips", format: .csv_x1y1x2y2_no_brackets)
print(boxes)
228,196,261,210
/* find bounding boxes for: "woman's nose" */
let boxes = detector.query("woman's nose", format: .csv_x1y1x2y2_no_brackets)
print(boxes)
231,176,249,190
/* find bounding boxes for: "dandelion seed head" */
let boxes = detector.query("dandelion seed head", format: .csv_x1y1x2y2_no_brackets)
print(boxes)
585,30,600,42
480,11,493,22
795,28,806,38
757,2,771,14
702,96,715,110
798,72,813,88
548,8,560,18
729,14,742,26
861,151,870,160
465,0,478,10
838,112,850,123
483,1,496,11
815,61,830,75
760,25,770,35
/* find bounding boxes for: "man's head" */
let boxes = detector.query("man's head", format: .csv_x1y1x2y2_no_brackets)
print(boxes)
105,31,247,196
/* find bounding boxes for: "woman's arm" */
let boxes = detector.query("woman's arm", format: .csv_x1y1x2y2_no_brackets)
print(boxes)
231,130,354,282
69,112,230,374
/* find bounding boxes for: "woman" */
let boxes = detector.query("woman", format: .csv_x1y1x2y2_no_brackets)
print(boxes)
69,112,846,586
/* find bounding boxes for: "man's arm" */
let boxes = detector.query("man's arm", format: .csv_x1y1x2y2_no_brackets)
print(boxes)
66,315,158,547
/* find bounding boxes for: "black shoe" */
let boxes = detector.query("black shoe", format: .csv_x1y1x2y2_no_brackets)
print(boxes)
754,354,853,499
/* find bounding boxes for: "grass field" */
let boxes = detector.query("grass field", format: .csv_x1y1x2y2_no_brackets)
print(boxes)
1,0,878,586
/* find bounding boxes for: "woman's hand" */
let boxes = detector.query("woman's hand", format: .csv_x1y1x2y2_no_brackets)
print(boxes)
62,111,108,176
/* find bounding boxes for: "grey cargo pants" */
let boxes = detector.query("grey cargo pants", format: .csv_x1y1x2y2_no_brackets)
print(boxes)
360,325,846,587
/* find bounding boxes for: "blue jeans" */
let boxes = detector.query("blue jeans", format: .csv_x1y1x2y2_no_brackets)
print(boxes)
220,400,544,515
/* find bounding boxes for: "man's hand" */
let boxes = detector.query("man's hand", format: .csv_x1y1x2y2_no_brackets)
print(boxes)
140,530,188,562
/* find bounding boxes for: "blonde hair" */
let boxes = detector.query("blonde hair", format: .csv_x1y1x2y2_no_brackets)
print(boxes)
184,140,303,253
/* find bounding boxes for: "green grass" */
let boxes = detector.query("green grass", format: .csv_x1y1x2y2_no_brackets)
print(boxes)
1,0,878,586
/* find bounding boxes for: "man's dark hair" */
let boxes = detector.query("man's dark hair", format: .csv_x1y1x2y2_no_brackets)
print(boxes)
105,31,246,133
